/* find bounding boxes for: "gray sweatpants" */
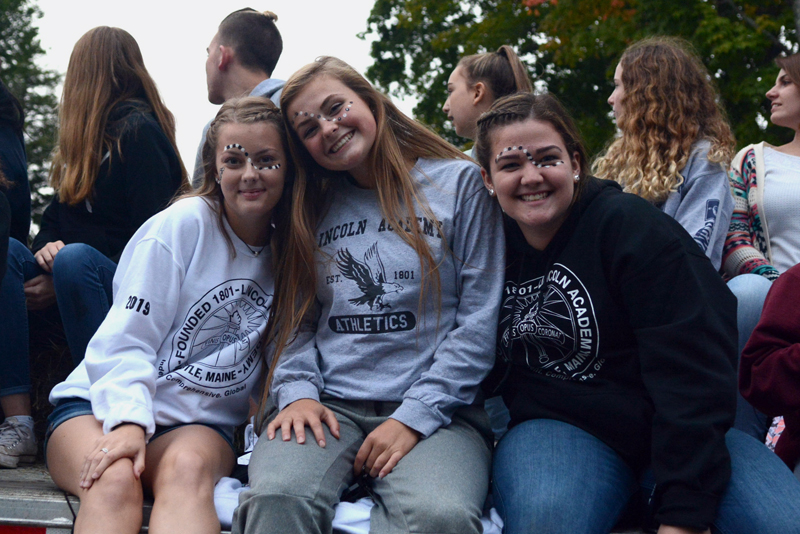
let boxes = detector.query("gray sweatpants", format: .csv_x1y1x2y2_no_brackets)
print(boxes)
233,396,492,534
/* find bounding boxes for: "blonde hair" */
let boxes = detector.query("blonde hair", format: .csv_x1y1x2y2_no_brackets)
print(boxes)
593,37,734,203
50,27,187,205
263,56,468,400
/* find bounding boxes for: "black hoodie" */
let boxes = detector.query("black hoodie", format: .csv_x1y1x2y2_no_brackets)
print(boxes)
488,177,737,530
32,100,183,263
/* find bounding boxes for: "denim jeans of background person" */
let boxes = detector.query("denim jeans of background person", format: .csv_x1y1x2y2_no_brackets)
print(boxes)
727,273,773,441
493,419,800,534
0,239,115,467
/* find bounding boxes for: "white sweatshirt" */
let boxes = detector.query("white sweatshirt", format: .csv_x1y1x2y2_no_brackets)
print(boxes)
50,196,273,440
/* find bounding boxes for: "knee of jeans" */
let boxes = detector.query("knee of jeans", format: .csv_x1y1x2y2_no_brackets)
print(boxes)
52,243,94,275
728,274,772,307
7,238,31,270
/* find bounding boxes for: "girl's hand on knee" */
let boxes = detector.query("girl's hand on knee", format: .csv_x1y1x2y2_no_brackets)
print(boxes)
79,423,146,489
266,399,340,447
657,526,710,534
23,274,56,310
354,419,420,479
33,240,65,273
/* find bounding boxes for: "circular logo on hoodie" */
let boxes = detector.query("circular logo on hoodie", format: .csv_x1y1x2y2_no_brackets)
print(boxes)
158,279,269,390
500,264,602,380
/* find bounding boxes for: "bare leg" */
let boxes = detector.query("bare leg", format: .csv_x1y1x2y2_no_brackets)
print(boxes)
46,415,143,534
143,425,235,534
0,393,31,417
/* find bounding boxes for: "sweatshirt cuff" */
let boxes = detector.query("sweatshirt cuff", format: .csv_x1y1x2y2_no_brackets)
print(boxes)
275,381,321,411
390,398,444,438
655,487,720,531
102,402,155,442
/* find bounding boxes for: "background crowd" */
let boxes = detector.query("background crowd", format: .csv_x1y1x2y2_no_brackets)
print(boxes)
2,6,800,534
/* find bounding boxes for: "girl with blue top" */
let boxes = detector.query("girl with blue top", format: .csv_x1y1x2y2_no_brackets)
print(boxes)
594,37,735,270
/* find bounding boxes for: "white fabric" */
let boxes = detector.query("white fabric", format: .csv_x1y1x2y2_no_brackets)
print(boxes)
762,147,800,274
215,477,245,530
50,197,273,439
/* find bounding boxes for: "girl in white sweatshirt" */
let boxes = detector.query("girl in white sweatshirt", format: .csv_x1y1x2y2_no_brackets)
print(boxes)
45,96,290,534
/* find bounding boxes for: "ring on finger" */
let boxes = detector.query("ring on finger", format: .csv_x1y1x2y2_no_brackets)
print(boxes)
101,448,109,454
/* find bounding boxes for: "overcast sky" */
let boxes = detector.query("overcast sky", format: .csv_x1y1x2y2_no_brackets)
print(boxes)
33,0,416,176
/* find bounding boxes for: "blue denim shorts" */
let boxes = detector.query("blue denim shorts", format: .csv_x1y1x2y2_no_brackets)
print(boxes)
45,397,236,461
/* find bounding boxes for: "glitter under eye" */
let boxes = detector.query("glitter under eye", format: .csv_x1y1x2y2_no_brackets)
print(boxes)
494,145,565,168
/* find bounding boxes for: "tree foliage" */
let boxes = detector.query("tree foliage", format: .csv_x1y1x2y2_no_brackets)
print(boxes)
0,0,60,232
363,0,797,156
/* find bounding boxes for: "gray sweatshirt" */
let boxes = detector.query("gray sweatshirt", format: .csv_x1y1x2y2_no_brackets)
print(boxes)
659,140,733,270
271,158,505,437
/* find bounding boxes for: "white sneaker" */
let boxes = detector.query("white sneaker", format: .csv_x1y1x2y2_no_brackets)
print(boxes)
0,417,37,468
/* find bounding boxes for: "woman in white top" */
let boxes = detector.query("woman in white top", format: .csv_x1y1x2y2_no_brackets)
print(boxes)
44,96,290,534
724,52,800,279
724,52,800,440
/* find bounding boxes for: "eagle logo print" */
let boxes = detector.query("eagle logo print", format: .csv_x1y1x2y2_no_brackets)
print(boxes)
336,243,404,310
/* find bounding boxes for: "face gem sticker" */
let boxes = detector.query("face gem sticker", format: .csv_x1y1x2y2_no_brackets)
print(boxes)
292,101,353,124
495,145,565,169
223,143,281,170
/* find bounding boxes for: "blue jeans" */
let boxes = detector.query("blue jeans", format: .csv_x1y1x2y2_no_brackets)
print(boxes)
0,240,115,397
52,243,116,364
727,274,773,440
492,419,800,534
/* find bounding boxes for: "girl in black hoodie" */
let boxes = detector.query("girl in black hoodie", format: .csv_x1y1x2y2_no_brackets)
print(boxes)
475,92,800,534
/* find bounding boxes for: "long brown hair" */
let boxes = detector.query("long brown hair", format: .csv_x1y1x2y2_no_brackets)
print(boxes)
263,56,468,398
458,45,533,100
50,27,187,205
174,96,292,259
593,37,735,203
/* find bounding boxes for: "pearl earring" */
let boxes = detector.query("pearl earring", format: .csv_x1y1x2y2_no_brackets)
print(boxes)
488,188,495,197
573,174,580,182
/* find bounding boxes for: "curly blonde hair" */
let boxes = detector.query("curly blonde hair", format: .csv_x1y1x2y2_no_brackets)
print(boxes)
593,37,735,203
